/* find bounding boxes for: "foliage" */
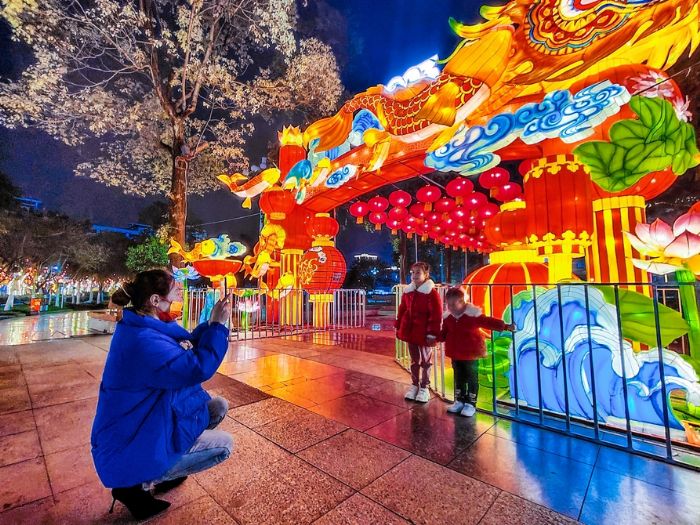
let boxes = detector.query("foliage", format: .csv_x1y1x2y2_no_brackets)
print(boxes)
125,235,169,273
0,0,343,240
0,171,20,210
575,96,699,192
0,208,122,286
594,285,690,347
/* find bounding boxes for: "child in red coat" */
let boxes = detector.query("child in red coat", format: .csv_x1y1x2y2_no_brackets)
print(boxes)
396,262,442,403
441,287,515,417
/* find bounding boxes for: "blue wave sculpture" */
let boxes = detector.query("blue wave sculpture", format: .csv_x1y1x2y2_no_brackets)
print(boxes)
509,286,700,432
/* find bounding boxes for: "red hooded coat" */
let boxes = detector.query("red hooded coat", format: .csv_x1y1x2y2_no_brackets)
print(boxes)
440,304,507,360
395,279,442,347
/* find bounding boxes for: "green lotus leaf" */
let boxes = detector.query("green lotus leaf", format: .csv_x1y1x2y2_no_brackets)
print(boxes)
594,286,689,347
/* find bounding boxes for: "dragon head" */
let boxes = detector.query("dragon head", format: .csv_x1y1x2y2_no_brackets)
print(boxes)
449,0,699,86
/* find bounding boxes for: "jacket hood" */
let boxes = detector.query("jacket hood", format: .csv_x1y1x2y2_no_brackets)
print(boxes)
120,309,192,341
444,303,483,319
404,279,435,294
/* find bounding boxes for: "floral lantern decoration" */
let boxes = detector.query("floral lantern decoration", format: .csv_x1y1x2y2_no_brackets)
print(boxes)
416,185,441,211
299,213,347,295
349,201,369,224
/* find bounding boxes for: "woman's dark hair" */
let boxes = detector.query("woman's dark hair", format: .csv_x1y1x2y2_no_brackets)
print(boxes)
111,269,173,310
445,287,466,301
410,261,431,274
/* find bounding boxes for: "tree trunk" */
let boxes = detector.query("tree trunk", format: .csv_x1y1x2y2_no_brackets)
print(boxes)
169,119,187,266
446,249,452,284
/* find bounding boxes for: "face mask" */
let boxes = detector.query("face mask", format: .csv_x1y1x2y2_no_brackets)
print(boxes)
157,310,177,323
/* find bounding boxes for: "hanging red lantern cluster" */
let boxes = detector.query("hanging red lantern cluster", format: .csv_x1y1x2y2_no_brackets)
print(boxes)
345,180,501,253
299,213,347,294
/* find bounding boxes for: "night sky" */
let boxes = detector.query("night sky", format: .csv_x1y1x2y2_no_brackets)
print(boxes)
0,0,482,262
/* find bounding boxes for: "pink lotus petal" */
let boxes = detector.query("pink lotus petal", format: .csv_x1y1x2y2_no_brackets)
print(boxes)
648,219,675,248
624,231,655,256
631,259,682,275
634,223,653,245
664,232,700,259
673,211,700,237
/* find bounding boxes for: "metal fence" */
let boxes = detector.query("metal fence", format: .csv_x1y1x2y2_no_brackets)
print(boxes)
394,281,700,469
185,288,366,340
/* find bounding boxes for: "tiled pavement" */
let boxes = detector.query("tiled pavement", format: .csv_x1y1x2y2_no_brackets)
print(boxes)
1,332,700,524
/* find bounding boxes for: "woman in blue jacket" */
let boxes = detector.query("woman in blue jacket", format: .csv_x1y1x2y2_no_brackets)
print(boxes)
91,269,233,520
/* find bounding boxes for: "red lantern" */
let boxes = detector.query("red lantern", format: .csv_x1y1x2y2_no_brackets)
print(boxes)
259,188,296,220
389,190,412,208
369,211,387,231
388,207,409,222
464,192,487,210
386,218,403,234
306,213,339,244
478,202,500,219
416,185,441,211
464,262,551,317
349,201,369,224
493,183,523,202
446,178,474,205
484,203,529,247
479,167,509,189
434,197,456,214
409,203,427,219
368,196,389,212
299,246,347,293
449,206,469,222
425,212,442,226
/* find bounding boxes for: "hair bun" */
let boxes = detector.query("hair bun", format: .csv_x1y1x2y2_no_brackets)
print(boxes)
110,282,134,307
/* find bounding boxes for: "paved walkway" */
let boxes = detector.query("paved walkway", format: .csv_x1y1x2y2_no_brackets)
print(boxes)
1,332,700,524
0,311,98,346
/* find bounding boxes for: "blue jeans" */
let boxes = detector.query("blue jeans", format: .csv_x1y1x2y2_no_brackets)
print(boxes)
153,396,233,484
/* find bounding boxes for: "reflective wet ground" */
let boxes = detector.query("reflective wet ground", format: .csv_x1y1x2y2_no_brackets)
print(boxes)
1,325,700,524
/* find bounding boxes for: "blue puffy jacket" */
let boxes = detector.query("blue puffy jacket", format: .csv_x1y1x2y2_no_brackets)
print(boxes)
91,309,229,488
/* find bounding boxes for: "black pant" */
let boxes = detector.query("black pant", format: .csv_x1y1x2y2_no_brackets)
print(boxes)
453,360,479,404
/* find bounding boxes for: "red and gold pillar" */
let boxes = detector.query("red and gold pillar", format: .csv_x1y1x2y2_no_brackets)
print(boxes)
589,195,650,294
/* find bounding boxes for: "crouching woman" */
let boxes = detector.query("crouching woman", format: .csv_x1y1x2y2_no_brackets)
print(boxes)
91,269,233,520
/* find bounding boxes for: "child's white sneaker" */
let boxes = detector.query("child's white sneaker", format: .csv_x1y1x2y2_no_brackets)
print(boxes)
415,388,430,403
446,401,465,414
460,403,476,417
404,385,419,400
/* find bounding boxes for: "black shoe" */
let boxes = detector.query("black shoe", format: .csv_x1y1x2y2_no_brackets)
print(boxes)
153,476,188,494
110,485,171,520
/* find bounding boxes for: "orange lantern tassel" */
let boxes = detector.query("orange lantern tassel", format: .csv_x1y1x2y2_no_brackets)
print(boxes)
356,217,363,224
375,223,381,231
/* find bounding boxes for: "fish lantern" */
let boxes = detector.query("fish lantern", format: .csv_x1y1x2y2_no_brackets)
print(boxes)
416,185,441,211
369,211,387,231
479,167,509,190
434,197,456,215
260,187,297,221
389,190,412,208
464,192,487,210
446,178,474,205
299,246,347,294
368,196,390,213
493,182,523,202
306,212,339,246
349,201,369,224
478,202,499,219
409,202,427,219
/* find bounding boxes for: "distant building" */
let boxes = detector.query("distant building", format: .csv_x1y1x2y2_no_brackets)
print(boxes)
15,197,42,211
354,253,378,261
92,223,153,239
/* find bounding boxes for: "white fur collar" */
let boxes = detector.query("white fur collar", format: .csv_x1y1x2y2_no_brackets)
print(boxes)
404,279,435,294
443,304,482,319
